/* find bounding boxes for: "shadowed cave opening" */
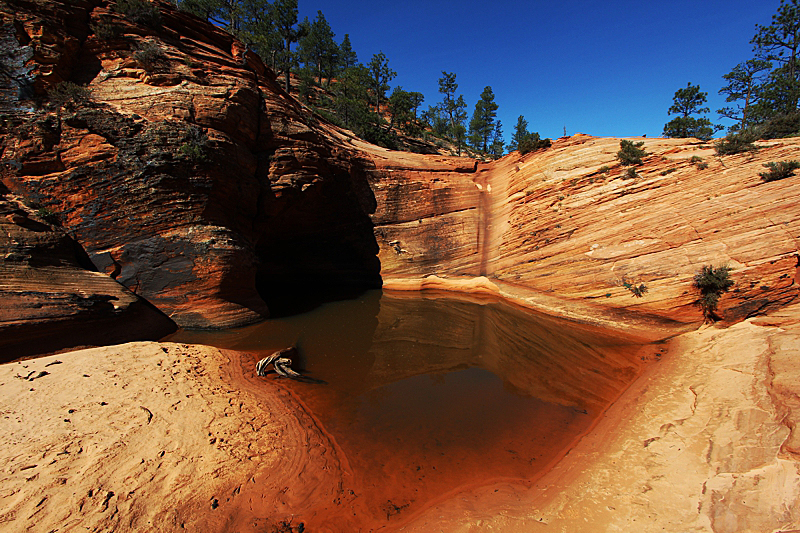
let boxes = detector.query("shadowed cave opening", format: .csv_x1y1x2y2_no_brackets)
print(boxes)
254,169,382,317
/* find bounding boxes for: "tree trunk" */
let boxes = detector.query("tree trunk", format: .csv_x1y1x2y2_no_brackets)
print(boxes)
284,37,291,94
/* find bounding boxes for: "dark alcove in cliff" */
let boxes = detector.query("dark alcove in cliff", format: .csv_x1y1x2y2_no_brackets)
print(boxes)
254,167,382,317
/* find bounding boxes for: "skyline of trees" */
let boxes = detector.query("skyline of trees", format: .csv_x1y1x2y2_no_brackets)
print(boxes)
176,0,800,152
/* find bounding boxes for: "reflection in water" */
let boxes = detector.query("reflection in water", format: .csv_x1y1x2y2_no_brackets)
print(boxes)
170,289,648,525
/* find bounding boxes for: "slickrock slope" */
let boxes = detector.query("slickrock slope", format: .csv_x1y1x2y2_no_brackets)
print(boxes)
399,303,800,533
1,0,380,331
364,134,800,327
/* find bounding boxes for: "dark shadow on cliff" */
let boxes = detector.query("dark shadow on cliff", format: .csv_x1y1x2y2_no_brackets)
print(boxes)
255,165,382,318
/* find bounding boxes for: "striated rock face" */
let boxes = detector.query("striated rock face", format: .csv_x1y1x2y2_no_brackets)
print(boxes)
1,0,380,330
2,0,798,342
363,134,800,326
0,184,176,359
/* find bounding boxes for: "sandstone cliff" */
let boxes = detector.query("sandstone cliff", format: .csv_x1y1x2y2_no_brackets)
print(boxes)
1,0,380,341
364,134,800,327
0,183,176,359
2,0,799,350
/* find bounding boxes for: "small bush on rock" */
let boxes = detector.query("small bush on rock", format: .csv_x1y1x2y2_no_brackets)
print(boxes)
91,19,122,40
115,0,161,28
623,167,639,180
623,280,648,298
36,207,59,225
133,41,167,72
47,82,91,109
757,111,800,139
617,140,647,165
179,125,209,162
518,133,551,155
693,265,734,321
759,161,800,182
714,131,758,155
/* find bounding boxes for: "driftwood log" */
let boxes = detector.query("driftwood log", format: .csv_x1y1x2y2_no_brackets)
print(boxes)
255,347,301,379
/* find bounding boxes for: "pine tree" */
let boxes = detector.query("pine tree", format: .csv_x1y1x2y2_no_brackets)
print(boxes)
489,120,504,159
663,83,721,140
452,95,467,155
238,0,281,66
389,87,412,129
507,115,550,154
389,87,423,135
717,59,772,131
367,51,396,113
408,91,424,122
468,86,499,152
333,65,372,130
338,34,358,70
298,11,337,86
421,104,449,136
508,115,529,152
179,0,225,22
751,0,800,115
438,71,459,136
272,0,301,94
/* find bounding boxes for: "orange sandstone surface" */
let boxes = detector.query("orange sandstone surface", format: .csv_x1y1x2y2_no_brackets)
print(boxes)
355,133,800,329
2,0,800,531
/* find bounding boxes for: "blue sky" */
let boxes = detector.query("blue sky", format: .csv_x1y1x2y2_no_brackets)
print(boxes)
298,0,778,141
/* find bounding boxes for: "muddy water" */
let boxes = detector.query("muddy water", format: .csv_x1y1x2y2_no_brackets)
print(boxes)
171,290,652,527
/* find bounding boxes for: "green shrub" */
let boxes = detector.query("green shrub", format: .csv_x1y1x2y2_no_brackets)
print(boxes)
179,125,208,162
91,19,122,40
598,165,610,174
518,133,551,155
757,111,800,139
759,160,800,182
693,265,734,321
623,280,648,298
660,168,676,176
696,161,709,170
36,207,59,225
690,155,703,163
47,82,91,109
133,41,167,72
115,0,161,28
623,167,639,180
617,140,647,165
714,131,758,155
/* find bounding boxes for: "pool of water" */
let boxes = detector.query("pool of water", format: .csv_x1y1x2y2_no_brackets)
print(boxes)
169,289,651,525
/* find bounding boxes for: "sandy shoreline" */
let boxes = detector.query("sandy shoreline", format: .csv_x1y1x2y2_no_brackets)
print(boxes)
2,304,800,532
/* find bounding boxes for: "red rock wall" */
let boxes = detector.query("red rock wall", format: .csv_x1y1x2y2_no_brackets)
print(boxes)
0,183,176,359
366,134,800,325
2,0,798,342
1,0,381,330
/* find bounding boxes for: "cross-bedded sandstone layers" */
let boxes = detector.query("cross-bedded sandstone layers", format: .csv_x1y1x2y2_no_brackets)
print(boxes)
0,184,176,359
2,0,799,341
1,0,380,331
366,135,800,327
